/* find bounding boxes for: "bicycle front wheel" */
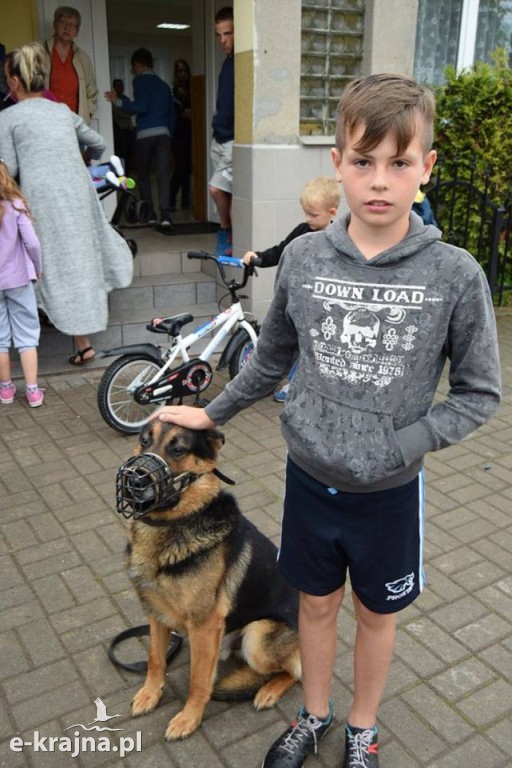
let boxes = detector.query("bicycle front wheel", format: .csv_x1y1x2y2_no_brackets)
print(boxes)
97,354,165,434
228,330,256,379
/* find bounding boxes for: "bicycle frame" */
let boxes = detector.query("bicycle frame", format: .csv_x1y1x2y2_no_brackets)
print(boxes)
144,301,258,387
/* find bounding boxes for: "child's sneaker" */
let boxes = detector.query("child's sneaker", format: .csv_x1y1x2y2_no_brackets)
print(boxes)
273,382,290,403
26,388,44,408
0,383,16,404
261,705,332,768
342,725,379,768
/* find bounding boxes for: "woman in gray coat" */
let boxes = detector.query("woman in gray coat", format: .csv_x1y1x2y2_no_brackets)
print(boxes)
0,41,132,365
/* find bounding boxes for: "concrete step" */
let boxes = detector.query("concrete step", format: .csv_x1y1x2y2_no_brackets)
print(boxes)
34,228,220,377
109,270,217,315
131,229,217,277
38,299,223,376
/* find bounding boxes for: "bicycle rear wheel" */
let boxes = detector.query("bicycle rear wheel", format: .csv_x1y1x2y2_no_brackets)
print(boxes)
97,354,165,434
228,330,256,380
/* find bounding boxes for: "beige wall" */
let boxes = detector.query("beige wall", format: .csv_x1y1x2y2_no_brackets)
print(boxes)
0,0,40,48
232,0,420,320
363,0,419,76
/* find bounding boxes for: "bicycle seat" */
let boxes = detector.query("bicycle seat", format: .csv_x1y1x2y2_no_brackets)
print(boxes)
147,313,194,337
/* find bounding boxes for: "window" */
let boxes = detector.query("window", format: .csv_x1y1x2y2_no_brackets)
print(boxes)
474,0,512,64
414,0,512,86
300,0,365,136
413,0,463,85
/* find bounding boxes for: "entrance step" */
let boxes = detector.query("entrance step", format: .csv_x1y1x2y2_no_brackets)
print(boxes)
35,229,220,376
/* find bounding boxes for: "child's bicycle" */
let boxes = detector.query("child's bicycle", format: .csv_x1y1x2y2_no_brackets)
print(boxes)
97,251,262,434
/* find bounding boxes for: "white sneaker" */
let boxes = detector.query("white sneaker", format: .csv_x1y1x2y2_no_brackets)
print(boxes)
110,155,124,176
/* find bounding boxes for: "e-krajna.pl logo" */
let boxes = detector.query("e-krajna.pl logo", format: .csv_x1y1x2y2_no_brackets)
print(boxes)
10,697,142,759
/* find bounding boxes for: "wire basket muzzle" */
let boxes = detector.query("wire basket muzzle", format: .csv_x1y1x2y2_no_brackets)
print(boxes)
116,453,173,519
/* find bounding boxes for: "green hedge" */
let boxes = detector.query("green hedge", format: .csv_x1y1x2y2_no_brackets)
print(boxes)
433,48,512,204
429,50,512,301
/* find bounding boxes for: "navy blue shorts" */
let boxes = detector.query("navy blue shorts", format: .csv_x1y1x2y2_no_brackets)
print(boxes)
277,457,426,614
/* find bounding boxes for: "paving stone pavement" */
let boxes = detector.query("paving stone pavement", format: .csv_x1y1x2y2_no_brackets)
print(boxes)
1,312,511,768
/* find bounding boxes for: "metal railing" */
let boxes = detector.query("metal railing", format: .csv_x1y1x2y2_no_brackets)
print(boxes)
428,159,512,304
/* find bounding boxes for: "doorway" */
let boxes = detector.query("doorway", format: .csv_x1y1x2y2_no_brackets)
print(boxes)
105,0,208,225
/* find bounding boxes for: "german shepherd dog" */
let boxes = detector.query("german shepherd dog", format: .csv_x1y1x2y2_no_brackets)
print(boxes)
116,421,301,741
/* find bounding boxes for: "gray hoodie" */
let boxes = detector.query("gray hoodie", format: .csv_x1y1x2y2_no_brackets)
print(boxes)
206,212,501,492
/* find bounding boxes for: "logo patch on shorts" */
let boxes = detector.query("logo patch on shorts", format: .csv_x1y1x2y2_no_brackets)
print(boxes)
385,572,415,601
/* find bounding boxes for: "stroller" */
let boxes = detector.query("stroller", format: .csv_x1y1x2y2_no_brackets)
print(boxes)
89,156,149,258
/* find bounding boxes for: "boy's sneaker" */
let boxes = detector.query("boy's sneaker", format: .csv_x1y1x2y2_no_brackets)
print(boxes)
342,725,379,768
26,388,44,408
216,227,232,257
0,383,16,404
273,382,290,403
262,706,332,768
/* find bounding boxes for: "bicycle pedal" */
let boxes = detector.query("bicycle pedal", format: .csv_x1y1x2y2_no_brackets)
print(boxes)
194,398,210,407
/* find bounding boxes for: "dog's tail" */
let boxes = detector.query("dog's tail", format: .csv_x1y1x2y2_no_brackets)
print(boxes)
212,665,269,702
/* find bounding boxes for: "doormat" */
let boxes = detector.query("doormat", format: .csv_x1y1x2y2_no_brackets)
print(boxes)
121,222,218,236
156,222,218,235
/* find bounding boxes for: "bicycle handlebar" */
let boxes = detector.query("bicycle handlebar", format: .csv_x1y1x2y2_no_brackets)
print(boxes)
187,250,261,292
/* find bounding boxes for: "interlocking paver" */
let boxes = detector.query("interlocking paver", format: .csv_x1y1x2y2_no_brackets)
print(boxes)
18,618,67,666
454,614,511,651
430,595,489,632
0,303,510,767
429,656,497,699
400,684,473,744
456,678,512,726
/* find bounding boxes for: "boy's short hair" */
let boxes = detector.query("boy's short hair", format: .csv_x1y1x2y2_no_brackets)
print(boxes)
335,74,436,155
215,6,234,23
300,176,341,210
131,48,154,69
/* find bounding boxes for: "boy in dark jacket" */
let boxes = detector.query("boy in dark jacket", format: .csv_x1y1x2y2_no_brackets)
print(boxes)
152,74,501,768
243,176,340,401
243,176,340,268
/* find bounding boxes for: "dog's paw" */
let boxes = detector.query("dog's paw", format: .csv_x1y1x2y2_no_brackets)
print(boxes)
165,710,201,740
253,688,279,710
131,686,162,717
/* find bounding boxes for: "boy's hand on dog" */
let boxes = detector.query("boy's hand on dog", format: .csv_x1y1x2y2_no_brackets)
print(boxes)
151,405,216,430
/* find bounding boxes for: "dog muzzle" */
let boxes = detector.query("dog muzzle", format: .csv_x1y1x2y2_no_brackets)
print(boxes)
115,453,197,520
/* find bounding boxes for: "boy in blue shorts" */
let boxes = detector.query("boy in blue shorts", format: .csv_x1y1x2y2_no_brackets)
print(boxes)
152,74,501,767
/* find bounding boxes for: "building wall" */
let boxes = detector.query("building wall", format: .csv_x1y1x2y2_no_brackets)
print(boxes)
233,0,420,320
1,0,40,48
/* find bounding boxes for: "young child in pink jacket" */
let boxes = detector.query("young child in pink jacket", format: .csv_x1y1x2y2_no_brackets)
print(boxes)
0,159,44,407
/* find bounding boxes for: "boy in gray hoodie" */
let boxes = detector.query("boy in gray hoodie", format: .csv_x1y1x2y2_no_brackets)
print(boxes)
152,74,501,768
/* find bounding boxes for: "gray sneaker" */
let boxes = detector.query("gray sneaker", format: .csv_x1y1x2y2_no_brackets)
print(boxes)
342,725,379,768
262,706,333,768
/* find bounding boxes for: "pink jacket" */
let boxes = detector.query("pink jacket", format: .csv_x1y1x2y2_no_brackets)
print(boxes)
0,200,42,290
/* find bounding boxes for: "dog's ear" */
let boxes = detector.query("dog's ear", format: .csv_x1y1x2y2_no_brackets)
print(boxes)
135,422,153,455
204,428,225,454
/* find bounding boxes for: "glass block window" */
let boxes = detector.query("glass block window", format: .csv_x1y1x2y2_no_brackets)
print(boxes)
301,0,365,136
